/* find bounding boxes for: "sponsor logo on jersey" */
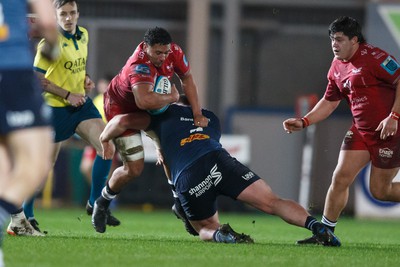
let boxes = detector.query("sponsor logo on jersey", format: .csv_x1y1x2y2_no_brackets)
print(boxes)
134,64,151,75
166,63,173,71
190,127,203,134
180,133,210,146
379,147,393,159
381,56,400,75
0,24,9,41
334,72,340,79
351,96,369,109
342,130,353,145
351,67,362,74
64,57,86,74
188,164,222,197
361,49,367,56
345,130,353,138
242,171,255,181
343,79,352,93
180,116,194,122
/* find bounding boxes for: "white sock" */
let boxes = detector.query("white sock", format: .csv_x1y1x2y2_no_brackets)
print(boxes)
321,215,337,228
101,187,116,201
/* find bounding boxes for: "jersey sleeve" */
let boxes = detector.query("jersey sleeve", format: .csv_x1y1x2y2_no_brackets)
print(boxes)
171,43,190,77
129,63,157,87
324,64,343,101
371,52,400,85
33,39,51,73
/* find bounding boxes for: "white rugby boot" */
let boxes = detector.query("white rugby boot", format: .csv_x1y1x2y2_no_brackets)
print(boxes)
6,211,45,237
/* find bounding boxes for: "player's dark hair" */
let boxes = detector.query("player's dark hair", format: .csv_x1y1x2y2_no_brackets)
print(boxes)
144,27,172,46
328,16,366,43
53,0,78,10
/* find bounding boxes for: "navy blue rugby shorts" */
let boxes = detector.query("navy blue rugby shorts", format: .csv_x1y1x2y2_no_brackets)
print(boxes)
175,149,260,221
0,69,51,135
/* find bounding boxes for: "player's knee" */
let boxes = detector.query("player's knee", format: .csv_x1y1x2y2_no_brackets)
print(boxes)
331,171,354,189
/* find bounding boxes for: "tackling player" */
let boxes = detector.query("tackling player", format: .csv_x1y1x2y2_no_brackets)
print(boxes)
283,16,400,245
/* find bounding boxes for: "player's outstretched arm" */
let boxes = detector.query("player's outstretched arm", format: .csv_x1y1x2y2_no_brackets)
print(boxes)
180,73,208,127
283,98,340,133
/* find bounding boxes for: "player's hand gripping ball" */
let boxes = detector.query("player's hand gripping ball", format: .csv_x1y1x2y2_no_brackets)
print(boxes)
148,76,172,115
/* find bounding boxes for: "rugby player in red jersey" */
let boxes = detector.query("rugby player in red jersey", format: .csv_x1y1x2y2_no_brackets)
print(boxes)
92,27,208,233
283,16,400,245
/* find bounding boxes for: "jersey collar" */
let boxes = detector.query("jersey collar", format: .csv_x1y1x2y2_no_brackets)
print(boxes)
59,25,83,41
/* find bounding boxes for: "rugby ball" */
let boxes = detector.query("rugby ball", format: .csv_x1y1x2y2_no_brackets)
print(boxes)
148,76,171,115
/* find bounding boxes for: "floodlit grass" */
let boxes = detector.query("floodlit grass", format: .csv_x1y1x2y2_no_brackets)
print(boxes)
2,208,400,267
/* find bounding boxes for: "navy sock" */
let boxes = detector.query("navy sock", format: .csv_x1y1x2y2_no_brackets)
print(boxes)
89,155,112,206
305,216,322,233
0,199,19,214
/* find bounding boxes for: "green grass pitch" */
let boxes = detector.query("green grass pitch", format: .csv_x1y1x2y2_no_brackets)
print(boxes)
2,208,399,267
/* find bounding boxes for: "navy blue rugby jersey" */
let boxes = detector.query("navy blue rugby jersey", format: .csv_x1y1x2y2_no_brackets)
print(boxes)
148,104,222,183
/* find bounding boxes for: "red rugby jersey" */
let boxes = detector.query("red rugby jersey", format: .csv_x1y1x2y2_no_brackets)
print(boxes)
324,43,400,132
107,42,190,108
